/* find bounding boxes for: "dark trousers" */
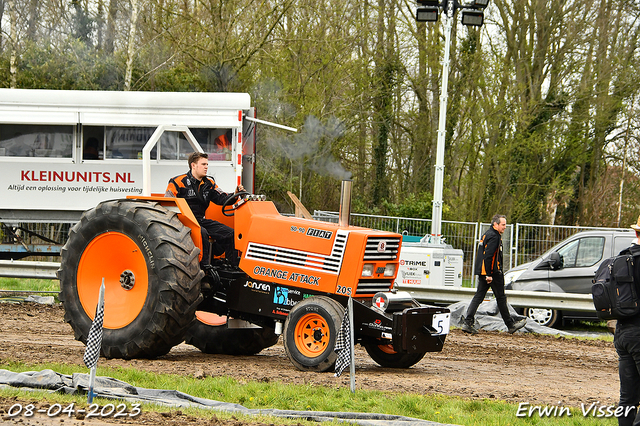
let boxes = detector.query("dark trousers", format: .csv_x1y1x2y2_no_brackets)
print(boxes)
615,321,640,426
464,273,514,327
199,218,237,266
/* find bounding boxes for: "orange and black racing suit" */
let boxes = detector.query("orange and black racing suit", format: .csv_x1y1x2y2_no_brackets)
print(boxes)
165,170,236,266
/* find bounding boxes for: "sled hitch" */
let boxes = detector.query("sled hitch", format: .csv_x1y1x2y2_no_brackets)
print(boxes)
352,292,450,353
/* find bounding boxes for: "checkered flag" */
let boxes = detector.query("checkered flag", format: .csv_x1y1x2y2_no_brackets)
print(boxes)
334,300,351,378
83,282,105,369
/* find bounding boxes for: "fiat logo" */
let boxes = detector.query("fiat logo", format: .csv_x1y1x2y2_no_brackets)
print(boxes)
377,241,386,252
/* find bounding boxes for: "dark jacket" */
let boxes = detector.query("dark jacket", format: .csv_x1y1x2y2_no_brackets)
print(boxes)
478,226,503,277
165,171,230,221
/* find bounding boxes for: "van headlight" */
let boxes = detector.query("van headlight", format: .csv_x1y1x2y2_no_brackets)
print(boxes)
504,269,526,286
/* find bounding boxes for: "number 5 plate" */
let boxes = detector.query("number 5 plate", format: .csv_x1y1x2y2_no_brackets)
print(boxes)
431,313,450,335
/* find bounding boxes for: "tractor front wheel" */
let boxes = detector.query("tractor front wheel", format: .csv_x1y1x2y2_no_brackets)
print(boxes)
58,199,203,359
283,296,344,372
364,341,426,369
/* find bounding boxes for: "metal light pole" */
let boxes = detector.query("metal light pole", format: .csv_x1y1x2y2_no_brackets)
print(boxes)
430,0,454,245
416,0,488,244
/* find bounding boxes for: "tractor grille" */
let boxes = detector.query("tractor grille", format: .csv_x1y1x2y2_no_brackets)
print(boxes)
245,230,348,274
355,279,393,295
363,236,400,261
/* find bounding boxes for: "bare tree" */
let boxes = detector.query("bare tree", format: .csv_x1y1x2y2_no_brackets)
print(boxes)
124,0,140,91
104,0,118,54
0,0,5,53
7,0,16,88
25,0,39,41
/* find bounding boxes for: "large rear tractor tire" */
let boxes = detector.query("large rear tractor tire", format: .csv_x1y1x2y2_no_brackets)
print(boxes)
58,199,204,359
283,296,344,372
183,312,279,355
364,341,425,369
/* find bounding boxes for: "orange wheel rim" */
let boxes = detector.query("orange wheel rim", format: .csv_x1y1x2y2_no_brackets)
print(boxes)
294,312,330,358
78,232,149,329
378,343,397,354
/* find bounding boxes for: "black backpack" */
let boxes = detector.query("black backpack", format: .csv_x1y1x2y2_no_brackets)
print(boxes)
592,251,640,320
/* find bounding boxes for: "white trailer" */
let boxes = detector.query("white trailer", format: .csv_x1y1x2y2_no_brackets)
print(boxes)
0,88,259,258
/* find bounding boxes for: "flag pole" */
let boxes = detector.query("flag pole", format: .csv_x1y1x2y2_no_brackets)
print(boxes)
88,364,97,404
87,279,105,404
348,296,355,393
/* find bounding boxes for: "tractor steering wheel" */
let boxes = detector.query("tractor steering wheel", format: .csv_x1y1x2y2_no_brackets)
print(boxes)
222,191,250,216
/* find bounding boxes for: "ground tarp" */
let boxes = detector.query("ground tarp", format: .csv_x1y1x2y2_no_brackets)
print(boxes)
447,300,568,334
0,369,459,426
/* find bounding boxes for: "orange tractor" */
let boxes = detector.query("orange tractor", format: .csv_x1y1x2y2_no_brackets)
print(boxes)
58,182,450,371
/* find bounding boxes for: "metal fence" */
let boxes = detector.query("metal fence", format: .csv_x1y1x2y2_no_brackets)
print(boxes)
1,222,72,260
1,223,71,246
313,210,624,281
1,213,626,279
512,223,624,266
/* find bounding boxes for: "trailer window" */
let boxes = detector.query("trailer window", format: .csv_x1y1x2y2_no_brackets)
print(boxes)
103,126,233,161
165,128,233,161
105,127,156,159
0,124,73,158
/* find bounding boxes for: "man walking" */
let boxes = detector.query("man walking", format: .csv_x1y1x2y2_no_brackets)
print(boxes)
461,214,526,334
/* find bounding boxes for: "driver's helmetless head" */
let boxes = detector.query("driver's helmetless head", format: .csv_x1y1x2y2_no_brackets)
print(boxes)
188,152,209,180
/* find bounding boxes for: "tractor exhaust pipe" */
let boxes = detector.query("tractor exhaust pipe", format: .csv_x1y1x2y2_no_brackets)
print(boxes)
339,180,352,227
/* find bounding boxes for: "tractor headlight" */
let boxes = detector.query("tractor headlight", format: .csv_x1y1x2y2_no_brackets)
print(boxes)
362,264,374,277
383,263,396,277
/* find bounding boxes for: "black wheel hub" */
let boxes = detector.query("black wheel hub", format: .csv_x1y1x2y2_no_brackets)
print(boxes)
312,329,324,341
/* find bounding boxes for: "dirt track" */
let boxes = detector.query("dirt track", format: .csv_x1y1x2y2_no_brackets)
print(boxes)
0,302,621,424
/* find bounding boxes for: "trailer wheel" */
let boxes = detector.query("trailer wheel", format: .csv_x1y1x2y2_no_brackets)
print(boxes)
184,312,279,355
364,342,425,369
283,296,344,372
58,199,204,359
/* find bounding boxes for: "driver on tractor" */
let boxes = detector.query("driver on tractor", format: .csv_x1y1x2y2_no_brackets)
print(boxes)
165,152,244,269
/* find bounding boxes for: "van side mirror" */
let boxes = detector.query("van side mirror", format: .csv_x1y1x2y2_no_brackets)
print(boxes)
535,251,563,271
548,252,562,270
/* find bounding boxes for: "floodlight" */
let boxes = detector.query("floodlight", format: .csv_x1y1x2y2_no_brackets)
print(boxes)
461,8,484,26
473,0,489,8
416,6,439,22
417,0,439,6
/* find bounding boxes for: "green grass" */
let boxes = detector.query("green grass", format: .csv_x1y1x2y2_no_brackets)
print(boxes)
462,278,474,288
0,277,59,293
0,360,618,426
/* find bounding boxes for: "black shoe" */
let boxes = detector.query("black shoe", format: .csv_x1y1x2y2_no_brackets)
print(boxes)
508,318,527,334
461,321,479,334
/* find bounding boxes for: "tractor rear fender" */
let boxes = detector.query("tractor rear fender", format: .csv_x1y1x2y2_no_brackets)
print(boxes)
127,195,203,261
352,297,449,354
129,195,238,263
